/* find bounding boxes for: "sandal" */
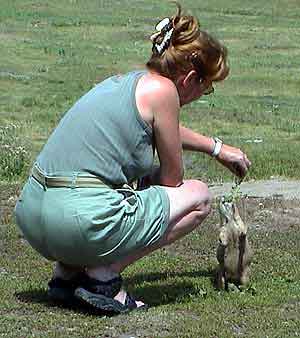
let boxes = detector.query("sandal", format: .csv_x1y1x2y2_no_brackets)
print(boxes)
47,272,88,302
74,276,148,313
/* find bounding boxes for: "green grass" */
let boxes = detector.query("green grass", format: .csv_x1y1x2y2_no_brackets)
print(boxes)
1,0,300,182
1,0,300,337
1,202,299,338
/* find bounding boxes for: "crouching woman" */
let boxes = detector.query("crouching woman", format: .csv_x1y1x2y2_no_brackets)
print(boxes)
15,3,250,313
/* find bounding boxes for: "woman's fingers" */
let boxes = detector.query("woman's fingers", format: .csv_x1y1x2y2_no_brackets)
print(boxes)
217,144,252,178
232,161,246,178
232,153,251,178
244,154,251,168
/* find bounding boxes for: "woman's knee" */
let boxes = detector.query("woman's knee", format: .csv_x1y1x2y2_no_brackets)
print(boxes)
163,179,212,224
184,179,212,211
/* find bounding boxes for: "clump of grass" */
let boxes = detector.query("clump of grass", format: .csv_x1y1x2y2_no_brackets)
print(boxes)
0,123,30,180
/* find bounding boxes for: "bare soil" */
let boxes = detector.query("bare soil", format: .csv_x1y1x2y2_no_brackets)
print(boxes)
237,196,300,232
209,178,300,232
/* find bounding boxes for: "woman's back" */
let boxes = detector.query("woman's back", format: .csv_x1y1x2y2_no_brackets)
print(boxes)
37,70,153,186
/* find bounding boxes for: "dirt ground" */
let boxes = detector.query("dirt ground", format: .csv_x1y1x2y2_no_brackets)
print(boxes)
209,178,300,200
1,180,300,232
209,179,300,232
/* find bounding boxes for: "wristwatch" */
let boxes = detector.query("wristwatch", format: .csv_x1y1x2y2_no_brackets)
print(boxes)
211,137,223,157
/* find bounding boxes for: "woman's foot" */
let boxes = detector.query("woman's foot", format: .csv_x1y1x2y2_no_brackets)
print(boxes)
47,262,87,302
75,287,147,313
114,289,145,309
47,271,88,302
74,276,147,313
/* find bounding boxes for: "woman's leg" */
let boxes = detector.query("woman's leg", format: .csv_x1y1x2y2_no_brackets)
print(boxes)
107,179,212,273
57,178,211,309
82,179,211,307
52,262,83,279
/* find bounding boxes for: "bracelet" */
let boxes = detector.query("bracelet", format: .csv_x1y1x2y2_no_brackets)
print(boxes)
211,137,223,157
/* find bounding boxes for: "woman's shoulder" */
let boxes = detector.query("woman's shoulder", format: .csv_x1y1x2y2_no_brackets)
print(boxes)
146,72,176,91
138,72,179,105
135,71,180,128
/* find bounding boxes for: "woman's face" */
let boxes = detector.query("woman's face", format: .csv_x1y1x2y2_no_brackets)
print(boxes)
177,71,214,106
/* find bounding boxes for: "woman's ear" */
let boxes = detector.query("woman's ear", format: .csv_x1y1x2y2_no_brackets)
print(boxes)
182,70,198,88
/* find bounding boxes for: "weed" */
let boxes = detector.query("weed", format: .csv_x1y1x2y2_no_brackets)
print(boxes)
0,124,30,180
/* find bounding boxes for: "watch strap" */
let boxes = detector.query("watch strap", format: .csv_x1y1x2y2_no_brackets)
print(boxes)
211,137,223,157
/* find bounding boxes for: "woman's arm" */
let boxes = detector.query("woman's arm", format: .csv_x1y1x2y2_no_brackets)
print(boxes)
179,125,215,154
151,78,184,187
179,124,251,178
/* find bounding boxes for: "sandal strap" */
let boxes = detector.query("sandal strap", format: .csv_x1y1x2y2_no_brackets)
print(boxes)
84,276,123,298
48,272,88,290
124,292,138,310
48,278,76,290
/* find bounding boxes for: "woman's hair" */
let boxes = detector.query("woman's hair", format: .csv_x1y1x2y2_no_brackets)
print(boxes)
146,2,229,83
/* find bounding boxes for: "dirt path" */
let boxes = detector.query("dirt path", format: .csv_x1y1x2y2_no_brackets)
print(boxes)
1,179,300,227
209,179,300,200
209,179,300,232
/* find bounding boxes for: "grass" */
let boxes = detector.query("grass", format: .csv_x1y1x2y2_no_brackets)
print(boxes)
1,0,300,182
0,124,30,180
1,198,299,337
0,0,300,337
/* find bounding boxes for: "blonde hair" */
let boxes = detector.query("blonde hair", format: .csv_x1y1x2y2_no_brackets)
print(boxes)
146,3,229,82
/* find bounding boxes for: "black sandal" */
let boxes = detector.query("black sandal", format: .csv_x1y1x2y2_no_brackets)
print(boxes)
47,272,88,302
74,276,148,313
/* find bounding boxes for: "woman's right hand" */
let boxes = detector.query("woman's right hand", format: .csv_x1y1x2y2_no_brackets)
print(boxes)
216,144,251,178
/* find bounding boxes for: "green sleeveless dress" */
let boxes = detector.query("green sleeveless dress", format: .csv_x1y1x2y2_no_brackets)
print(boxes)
15,70,170,266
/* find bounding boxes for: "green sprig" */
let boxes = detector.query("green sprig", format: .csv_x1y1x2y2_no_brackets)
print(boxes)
222,179,243,203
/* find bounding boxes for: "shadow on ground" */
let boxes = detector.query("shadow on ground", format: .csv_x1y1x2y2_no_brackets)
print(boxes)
15,268,214,315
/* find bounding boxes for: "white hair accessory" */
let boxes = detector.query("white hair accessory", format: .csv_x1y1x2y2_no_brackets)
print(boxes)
156,17,170,31
150,17,174,55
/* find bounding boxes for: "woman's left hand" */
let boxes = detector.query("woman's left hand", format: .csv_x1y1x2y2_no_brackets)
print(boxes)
216,144,251,178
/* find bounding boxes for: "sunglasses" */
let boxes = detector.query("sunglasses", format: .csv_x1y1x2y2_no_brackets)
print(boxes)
203,83,214,95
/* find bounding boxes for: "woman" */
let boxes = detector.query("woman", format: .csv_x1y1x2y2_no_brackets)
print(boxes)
15,4,251,313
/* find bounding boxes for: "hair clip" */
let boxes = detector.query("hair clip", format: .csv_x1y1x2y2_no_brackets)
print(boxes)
190,51,199,59
156,17,171,31
151,17,174,55
188,51,206,80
